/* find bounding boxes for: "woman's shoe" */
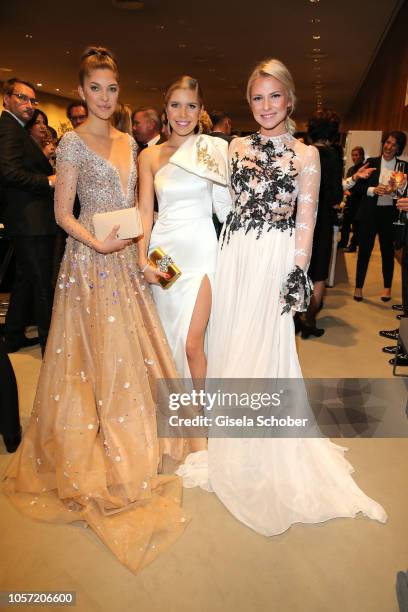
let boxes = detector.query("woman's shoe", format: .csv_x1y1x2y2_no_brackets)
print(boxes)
381,296,391,302
353,295,363,302
389,354,408,367
379,328,399,340
382,345,398,354
300,324,325,339
392,304,403,311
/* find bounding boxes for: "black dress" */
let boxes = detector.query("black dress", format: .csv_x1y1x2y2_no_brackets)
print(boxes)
308,144,343,282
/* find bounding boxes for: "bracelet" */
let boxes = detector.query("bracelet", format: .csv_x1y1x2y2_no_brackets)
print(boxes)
140,262,149,273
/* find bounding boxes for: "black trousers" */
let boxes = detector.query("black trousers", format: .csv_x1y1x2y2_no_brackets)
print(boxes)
0,337,20,442
402,239,408,316
355,206,396,289
4,235,55,349
340,202,360,249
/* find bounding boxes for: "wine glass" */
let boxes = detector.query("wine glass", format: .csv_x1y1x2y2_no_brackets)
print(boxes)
391,162,407,226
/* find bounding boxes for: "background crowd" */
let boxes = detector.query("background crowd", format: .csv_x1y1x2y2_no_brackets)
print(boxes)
0,74,407,457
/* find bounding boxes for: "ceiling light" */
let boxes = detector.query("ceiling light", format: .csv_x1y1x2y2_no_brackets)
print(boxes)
178,43,187,48
25,34,33,39
313,48,321,52
0,67,12,72
55,88,60,92
112,0,144,9
155,24,165,30
208,68,216,72
36,83,43,87
313,58,319,62
310,18,320,23
312,34,321,40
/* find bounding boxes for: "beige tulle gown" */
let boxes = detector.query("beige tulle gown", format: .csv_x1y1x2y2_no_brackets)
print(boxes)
3,131,189,574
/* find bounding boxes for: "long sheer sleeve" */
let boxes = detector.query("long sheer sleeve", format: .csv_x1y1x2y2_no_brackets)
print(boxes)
212,183,232,222
54,133,100,250
280,144,320,314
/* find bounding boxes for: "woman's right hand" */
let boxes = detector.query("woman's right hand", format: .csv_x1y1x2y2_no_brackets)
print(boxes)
96,225,132,254
397,197,408,212
353,163,375,181
142,264,170,285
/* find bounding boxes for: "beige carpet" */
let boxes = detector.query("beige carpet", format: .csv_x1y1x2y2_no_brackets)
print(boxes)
1,243,407,612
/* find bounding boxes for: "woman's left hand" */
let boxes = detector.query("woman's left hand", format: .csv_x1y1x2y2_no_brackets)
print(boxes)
142,264,170,285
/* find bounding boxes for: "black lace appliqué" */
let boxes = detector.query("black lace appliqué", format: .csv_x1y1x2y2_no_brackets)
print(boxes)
280,265,313,314
222,133,298,247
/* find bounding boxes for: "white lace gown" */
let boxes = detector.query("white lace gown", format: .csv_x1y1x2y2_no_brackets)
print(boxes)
179,132,387,534
149,134,232,378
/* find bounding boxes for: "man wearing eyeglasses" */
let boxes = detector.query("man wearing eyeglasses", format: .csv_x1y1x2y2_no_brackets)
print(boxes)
0,78,57,355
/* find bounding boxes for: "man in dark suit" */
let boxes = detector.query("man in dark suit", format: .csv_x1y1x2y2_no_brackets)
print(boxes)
339,146,365,252
132,106,166,216
132,106,166,150
353,131,407,302
0,78,57,354
0,336,20,451
209,110,234,143
381,193,408,367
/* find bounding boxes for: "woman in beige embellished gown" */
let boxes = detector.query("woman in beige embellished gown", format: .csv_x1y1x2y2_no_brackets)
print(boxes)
3,47,189,574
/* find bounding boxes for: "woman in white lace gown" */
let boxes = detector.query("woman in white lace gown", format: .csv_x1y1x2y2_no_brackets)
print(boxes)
181,58,387,534
137,76,231,381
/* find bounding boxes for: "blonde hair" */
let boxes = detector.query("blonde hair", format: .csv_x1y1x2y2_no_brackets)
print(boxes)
247,58,296,134
79,46,119,86
199,110,213,134
163,75,204,134
164,75,203,107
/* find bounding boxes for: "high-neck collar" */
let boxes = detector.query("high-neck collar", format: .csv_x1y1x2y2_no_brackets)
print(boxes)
256,131,292,143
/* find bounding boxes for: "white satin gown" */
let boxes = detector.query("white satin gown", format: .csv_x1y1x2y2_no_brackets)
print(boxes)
149,134,232,379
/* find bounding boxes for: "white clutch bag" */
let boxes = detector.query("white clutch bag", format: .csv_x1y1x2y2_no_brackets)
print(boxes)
92,207,143,241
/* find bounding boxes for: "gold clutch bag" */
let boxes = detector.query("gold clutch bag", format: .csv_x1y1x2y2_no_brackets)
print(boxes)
148,247,181,289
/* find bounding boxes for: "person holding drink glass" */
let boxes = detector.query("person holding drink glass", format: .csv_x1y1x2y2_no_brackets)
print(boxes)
381,190,408,368
353,131,407,302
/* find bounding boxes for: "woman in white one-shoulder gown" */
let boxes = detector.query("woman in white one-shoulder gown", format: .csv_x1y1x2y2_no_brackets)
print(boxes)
137,76,231,381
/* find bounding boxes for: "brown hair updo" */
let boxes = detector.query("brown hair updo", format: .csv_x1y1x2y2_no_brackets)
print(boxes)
79,46,119,86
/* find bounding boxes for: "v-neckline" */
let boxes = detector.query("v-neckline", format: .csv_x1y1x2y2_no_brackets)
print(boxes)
73,131,133,200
